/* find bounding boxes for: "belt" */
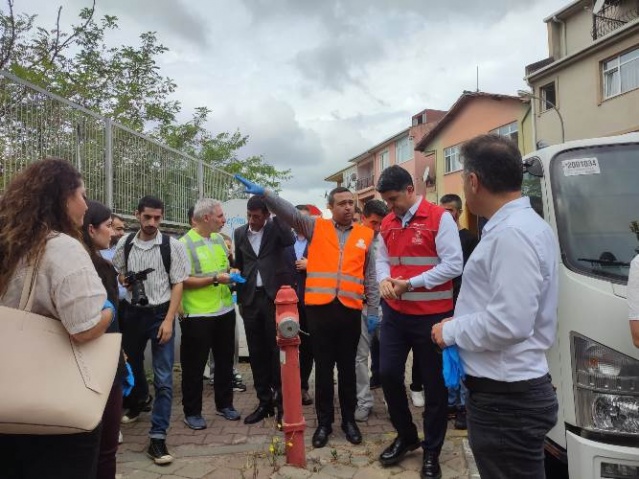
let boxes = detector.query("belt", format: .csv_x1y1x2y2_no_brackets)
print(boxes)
255,286,266,293
464,374,551,394
125,300,170,313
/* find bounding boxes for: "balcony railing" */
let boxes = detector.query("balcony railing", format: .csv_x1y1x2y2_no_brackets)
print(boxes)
356,175,375,191
592,0,639,40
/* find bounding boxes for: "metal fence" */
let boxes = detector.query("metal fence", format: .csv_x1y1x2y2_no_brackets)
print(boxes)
0,70,243,226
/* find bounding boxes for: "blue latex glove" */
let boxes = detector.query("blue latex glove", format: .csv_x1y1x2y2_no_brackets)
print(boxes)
442,345,465,389
366,315,380,335
229,272,247,284
122,362,135,397
234,174,265,195
102,299,116,324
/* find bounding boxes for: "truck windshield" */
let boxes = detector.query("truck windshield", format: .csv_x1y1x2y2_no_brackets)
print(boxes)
551,143,639,284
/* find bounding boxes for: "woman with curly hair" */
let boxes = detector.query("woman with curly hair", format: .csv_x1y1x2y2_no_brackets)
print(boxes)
0,158,114,478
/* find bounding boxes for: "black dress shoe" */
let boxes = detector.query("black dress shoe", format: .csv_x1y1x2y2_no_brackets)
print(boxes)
341,421,362,445
301,389,313,405
421,451,442,479
379,436,420,466
243,405,274,424
312,425,332,448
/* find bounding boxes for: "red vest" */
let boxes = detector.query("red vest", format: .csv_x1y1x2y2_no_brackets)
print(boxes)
380,199,453,315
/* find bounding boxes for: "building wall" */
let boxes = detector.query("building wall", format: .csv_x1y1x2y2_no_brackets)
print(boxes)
532,32,639,145
563,6,594,57
430,97,529,230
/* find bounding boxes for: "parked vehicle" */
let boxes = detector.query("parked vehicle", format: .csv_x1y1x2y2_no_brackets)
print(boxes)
522,133,639,478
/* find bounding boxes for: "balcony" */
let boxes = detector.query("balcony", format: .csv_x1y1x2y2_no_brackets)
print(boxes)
592,0,639,40
356,174,375,191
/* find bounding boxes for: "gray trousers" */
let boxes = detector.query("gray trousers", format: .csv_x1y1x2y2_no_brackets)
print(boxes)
355,314,380,410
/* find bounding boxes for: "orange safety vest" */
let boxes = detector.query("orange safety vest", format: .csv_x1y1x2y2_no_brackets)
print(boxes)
380,199,454,315
305,219,373,310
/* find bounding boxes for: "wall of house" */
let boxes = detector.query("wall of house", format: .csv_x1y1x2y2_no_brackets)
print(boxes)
533,33,639,145
563,5,594,57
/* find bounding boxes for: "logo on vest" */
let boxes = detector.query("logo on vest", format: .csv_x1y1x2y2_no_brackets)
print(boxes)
412,230,424,245
355,238,367,250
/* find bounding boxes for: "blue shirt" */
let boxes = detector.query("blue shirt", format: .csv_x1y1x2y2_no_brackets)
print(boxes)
442,197,559,381
294,236,308,260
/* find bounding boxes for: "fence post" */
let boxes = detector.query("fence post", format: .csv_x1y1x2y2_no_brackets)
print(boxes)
104,117,113,209
197,159,204,199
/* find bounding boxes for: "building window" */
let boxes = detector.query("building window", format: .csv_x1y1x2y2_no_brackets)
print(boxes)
603,46,639,99
539,82,556,111
491,121,519,146
378,150,389,171
444,145,462,173
396,136,413,163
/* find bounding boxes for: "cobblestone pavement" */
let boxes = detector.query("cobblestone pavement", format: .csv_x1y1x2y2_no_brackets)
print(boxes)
116,363,474,479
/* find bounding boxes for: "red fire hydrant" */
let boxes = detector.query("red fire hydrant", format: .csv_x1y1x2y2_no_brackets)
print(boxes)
274,285,306,468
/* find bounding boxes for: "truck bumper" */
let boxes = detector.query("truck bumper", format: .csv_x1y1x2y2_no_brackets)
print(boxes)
567,431,639,478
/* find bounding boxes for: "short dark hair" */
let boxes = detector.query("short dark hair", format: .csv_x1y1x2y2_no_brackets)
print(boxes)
247,195,268,214
112,213,124,222
439,194,463,210
295,204,311,213
363,199,388,218
137,195,164,213
327,187,352,206
461,134,523,193
187,206,195,224
376,165,413,193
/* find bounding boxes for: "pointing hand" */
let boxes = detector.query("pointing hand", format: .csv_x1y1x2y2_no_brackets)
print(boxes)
234,174,265,195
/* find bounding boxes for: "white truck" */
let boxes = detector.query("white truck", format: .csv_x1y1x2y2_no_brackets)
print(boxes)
522,133,639,478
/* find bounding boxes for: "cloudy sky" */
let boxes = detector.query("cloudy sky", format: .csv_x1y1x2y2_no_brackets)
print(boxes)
19,0,568,207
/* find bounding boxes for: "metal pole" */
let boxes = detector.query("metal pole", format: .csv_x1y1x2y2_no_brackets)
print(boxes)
197,159,204,199
104,117,113,209
517,90,564,144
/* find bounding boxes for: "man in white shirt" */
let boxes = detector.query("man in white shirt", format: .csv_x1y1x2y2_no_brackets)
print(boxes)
628,255,639,347
432,134,559,479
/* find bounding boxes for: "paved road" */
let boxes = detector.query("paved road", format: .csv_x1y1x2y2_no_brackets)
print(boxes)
116,363,475,478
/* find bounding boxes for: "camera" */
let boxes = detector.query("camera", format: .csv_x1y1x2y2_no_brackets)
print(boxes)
124,268,155,307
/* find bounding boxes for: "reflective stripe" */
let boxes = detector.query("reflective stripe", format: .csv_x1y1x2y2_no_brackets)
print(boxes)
307,272,364,285
337,290,364,300
183,236,202,274
306,287,337,294
401,291,453,301
389,256,439,266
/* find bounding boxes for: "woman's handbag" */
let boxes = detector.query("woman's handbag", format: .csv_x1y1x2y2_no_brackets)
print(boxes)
0,256,121,434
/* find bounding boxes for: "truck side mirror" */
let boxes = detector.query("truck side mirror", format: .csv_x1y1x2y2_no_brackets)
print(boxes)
523,157,544,177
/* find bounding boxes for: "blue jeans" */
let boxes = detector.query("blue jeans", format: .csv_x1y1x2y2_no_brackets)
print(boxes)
122,302,175,439
467,376,558,478
447,382,467,407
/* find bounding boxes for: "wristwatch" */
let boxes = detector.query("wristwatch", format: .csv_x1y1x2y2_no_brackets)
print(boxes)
212,274,219,286
406,279,414,292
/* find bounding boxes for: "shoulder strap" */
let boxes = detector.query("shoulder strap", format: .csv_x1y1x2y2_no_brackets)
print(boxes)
19,250,44,312
123,233,135,273
160,234,171,276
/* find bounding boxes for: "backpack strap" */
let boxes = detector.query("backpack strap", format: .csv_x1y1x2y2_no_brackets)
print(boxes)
160,234,172,284
123,233,135,273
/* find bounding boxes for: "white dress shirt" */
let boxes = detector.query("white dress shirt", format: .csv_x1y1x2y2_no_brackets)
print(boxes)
376,197,463,289
629,255,639,320
442,196,559,381
247,226,265,287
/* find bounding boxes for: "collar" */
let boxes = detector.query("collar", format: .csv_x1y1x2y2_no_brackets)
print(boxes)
332,220,353,232
133,230,163,245
395,196,423,225
482,196,530,234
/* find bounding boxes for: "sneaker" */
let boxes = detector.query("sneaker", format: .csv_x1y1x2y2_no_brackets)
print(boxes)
454,407,467,430
184,414,207,430
410,389,425,408
216,407,241,421
118,430,123,444
447,404,457,419
147,438,173,465
232,377,247,392
121,409,140,424
354,406,371,422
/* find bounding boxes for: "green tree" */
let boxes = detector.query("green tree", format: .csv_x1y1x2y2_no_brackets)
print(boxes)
0,0,289,189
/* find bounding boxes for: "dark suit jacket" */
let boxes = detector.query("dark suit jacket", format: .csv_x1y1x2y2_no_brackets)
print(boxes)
234,217,296,307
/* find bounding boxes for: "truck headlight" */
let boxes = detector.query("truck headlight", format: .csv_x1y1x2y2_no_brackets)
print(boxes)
572,334,639,436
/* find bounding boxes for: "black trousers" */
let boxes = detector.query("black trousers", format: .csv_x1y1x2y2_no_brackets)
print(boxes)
0,425,102,479
298,302,314,391
380,302,451,453
241,290,281,408
467,377,558,479
180,310,236,415
306,300,361,425
370,333,380,385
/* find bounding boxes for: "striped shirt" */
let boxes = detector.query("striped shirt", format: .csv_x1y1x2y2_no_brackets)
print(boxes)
113,231,189,306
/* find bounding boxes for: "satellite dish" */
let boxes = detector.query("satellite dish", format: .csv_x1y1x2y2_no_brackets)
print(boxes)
422,166,430,183
593,0,606,14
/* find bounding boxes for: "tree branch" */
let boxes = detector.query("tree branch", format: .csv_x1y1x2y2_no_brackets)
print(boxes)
49,0,96,64
0,0,17,69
